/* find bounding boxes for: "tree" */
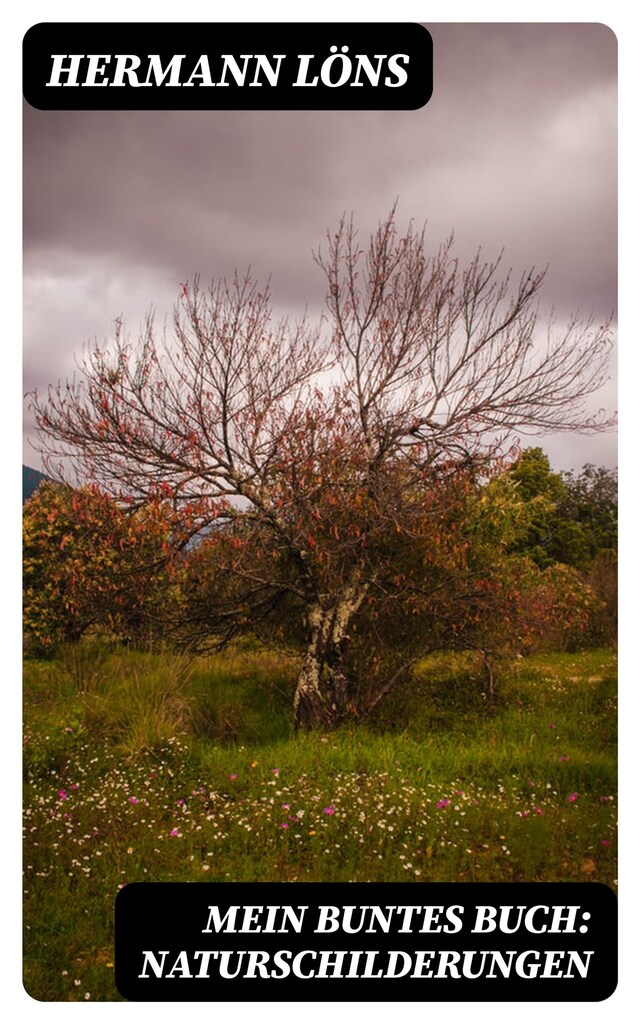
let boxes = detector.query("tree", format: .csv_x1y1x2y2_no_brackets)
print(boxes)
30,208,614,728
507,447,589,569
507,448,617,571
562,463,617,643
560,463,618,561
23,481,184,654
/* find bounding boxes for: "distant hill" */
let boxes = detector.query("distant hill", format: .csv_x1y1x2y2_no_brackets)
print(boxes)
23,466,49,503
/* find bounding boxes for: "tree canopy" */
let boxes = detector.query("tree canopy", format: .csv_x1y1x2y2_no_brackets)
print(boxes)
30,208,615,727
507,447,617,571
23,481,183,655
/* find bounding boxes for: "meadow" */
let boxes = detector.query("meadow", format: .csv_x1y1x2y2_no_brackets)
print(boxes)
23,643,617,1001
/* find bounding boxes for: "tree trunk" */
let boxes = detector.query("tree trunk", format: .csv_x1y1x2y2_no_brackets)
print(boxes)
293,585,367,731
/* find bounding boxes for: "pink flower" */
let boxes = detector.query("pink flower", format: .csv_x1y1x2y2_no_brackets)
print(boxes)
549,723,557,730
58,789,68,800
280,823,289,829
128,797,138,805
272,768,280,775
568,792,579,802
535,806,544,815
436,799,450,809
323,805,336,816
229,773,238,780
601,840,611,848
281,803,290,810
169,828,180,837
558,755,569,762
455,789,463,795
176,799,185,806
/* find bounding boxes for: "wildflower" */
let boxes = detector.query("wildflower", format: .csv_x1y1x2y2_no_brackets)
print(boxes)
568,792,579,803
549,723,557,730
176,799,185,806
323,805,336,816
535,806,544,815
70,783,79,790
229,774,238,780
250,761,258,768
308,830,316,836
558,755,569,762
128,797,138,805
58,790,68,801
272,768,280,775
280,823,289,829
601,840,611,848
169,828,181,837
281,803,290,810
436,799,450,809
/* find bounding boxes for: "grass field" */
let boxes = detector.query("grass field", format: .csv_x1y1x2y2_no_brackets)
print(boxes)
23,643,617,1001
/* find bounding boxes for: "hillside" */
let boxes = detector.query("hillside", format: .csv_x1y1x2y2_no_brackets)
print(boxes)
23,465,48,503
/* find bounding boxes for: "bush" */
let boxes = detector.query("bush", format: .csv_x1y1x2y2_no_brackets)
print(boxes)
23,482,183,655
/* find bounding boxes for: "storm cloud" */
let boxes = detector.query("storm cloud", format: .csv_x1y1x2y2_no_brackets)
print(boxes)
23,23,617,470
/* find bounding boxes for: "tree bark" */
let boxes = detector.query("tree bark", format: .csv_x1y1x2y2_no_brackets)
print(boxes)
293,584,367,731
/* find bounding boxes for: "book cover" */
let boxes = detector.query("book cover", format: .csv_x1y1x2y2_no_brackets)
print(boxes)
20,10,620,1014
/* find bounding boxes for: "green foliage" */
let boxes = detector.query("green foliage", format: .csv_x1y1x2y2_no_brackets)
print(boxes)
508,448,581,568
560,463,618,561
508,448,617,573
510,447,566,504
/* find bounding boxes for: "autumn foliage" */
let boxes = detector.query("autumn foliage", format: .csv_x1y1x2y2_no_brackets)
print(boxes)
23,482,183,654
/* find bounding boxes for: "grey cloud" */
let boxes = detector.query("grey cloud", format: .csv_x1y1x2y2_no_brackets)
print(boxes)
23,23,617,469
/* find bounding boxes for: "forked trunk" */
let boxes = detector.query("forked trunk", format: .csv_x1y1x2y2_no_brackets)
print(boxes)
293,586,367,731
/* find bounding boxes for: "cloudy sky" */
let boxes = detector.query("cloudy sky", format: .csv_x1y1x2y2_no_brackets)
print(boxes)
23,22,617,471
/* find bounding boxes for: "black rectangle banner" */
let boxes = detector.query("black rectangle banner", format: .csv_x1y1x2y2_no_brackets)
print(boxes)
115,881,617,1001
23,23,433,110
